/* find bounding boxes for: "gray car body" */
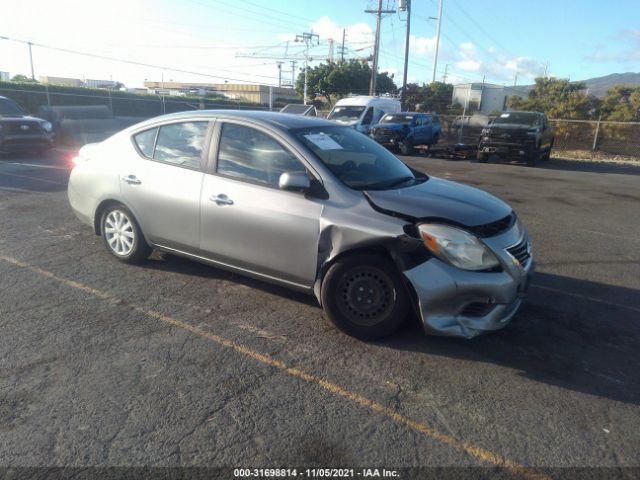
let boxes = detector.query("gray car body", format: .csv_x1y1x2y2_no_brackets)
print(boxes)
68,110,533,339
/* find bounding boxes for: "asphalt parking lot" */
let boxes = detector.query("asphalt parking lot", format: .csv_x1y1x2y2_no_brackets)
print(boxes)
1,148,639,477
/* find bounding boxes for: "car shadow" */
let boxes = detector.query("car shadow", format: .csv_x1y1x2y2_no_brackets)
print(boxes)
142,253,640,405
141,252,320,308
378,271,640,406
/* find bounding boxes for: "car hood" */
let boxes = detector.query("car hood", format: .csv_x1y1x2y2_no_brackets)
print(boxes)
487,123,534,131
372,123,406,131
0,115,45,123
364,176,512,227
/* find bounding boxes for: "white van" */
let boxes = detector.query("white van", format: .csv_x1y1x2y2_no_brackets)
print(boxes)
327,96,401,134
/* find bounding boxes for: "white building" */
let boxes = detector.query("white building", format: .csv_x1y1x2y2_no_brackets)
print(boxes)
452,83,531,114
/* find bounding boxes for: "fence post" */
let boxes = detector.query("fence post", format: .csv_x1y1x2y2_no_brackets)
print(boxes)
44,83,51,108
592,114,602,152
108,89,113,115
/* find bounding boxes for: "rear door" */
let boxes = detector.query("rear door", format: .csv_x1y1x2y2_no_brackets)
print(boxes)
121,121,211,251
199,121,323,288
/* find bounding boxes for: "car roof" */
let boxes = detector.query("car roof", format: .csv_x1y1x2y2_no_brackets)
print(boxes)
131,109,334,131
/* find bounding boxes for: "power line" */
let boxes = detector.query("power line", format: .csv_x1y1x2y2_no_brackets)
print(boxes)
0,35,284,86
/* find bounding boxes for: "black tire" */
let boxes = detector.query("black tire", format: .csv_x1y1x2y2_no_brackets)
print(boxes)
542,139,554,161
526,146,541,166
476,151,488,163
399,138,414,155
321,254,409,340
100,204,151,264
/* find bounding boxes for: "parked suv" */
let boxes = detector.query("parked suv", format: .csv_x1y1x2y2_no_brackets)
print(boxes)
369,112,441,155
477,111,553,166
0,96,54,154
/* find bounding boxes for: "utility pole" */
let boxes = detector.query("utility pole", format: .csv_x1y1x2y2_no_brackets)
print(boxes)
340,29,346,63
28,41,35,80
513,71,519,86
442,64,449,83
400,0,411,110
431,0,443,83
276,61,283,87
365,1,396,96
291,61,297,87
295,32,319,105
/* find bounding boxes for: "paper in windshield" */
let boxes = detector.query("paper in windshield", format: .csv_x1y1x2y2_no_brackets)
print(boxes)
304,133,343,150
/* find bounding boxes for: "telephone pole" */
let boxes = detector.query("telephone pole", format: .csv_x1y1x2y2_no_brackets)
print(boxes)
431,0,443,83
400,0,411,110
339,29,346,63
442,64,449,83
28,41,35,80
295,32,319,105
365,0,396,96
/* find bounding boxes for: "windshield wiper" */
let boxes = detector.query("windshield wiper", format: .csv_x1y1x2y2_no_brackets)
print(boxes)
364,175,415,190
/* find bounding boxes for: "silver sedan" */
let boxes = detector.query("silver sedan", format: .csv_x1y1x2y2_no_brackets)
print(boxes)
68,111,533,340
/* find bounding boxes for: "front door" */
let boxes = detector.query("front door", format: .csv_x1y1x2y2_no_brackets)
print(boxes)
200,122,323,288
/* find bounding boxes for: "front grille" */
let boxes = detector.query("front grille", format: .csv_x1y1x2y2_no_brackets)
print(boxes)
460,302,495,317
487,130,530,143
4,121,42,135
506,237,531,267
467,212,516,238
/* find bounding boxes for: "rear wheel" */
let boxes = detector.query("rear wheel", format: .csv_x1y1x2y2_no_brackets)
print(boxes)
321,254,409,340
100,204,151,264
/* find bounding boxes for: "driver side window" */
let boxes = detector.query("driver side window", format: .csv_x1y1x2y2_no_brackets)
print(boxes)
361,107,374,125
217,123,305,187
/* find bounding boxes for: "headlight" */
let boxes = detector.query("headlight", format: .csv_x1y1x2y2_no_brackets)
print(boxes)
526,128,539,136
418,224,500,271
40,121,53,132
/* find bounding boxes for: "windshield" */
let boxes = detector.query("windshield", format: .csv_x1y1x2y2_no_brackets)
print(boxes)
293,125,426,190
493,112,538,126
0,98,25,116
381,114,414,125
327,105,366,122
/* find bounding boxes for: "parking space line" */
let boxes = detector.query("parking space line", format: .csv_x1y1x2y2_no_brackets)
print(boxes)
531,284,640,313
0,253,547,479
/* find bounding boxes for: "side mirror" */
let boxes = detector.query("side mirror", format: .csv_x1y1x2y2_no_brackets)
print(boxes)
279,171,311,192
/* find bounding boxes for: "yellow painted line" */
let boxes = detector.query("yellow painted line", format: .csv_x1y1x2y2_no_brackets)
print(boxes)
0,254,547,479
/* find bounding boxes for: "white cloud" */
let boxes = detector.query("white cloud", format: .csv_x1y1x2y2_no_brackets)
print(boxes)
310,16,373,45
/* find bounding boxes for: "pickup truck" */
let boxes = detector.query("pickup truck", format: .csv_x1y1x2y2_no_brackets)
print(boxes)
369,112,441,155
477,111,554,166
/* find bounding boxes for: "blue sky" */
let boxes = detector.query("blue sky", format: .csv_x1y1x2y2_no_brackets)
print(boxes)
1,0,638,88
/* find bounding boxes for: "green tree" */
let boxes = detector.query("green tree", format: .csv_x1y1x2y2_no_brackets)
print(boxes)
402,81,457,113
599,85,640,122
295,60,396,103
10,74,38,83
506,77,597,119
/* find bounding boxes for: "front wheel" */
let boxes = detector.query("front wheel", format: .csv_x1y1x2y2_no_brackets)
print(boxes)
526,147,541,166
321,254,409,340
100,204,151,264
399,139,414,155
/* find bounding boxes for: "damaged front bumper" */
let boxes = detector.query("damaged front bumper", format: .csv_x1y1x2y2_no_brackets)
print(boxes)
403,221,534,339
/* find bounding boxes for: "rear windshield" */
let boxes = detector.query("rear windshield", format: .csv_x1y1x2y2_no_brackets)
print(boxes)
381,114,414,125
493,112,539,126
327,106,366,122
0,98,25,116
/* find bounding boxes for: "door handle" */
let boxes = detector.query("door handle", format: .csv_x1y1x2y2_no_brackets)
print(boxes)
122,175,141,185
210,194,234,206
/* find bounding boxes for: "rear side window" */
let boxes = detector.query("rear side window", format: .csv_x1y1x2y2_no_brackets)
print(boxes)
154,122,208,169
134,128,157,158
